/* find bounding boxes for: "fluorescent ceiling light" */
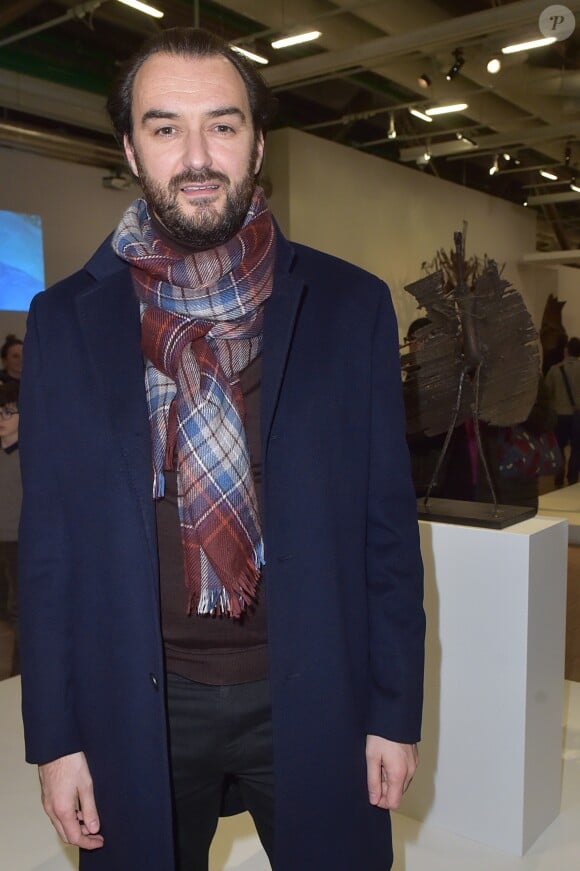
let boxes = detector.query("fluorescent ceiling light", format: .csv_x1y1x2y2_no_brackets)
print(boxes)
501,36,556,54
271,31,321,49
425,103,468,116
539,169,558,181
409,108,433,123
116,0,164,17
231,45,269,65
570,183,580,194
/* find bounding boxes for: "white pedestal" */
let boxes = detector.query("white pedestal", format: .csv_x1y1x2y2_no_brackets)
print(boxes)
400,515,568,856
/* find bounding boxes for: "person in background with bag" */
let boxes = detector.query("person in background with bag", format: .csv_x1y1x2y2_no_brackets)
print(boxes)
545,336,580,487
492,375,560,509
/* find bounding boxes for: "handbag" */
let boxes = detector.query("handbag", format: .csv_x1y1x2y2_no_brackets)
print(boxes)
497,425,563,479
560,367,580,438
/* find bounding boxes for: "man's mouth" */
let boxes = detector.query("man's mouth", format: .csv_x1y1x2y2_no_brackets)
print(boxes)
181,182,220,192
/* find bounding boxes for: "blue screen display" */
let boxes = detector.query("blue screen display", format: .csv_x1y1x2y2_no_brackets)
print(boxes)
0,209,45,311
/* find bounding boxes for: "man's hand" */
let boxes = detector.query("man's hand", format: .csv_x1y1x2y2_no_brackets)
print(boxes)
366,735,418,810
38,751,104,850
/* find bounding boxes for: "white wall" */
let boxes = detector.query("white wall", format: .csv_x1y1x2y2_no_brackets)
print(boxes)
0,146,137,339
555,266,580,339
264,128,541,338
1,132,576,347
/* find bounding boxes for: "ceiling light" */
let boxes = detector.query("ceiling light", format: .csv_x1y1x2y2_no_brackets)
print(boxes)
501,36,557,55
271,31,321,49
425,103,469,116
502,153,511,161
116,0,164,17
409,108,433,123
570,182,580,194
523,200,528,206
231,45,269,65
446,49,465,81
539,169,558,181
456,132,477,147
565,145,572,166
489,154,499,176
486,57,501,74
387,113,397,140
418,73,432,88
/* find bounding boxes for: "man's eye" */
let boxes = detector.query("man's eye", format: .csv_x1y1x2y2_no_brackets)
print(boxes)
156,126,175,136
214,124,234,134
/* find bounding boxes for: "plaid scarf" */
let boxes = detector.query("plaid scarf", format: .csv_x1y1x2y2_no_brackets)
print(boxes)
112,188,275,616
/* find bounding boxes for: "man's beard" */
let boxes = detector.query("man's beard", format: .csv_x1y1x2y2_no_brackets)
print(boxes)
133,143,259,251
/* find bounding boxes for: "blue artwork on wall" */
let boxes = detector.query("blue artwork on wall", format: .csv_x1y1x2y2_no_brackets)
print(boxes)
0,209,45,311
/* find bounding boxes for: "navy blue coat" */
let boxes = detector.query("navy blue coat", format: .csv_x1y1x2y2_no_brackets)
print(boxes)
19,229,425,870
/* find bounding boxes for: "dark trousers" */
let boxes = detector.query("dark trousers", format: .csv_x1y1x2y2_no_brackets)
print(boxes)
555,414,580,485
166,673,274,871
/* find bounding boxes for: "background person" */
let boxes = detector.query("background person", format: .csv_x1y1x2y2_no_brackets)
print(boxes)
18,28,425,871
546,336,580,486
0,334,23,383
0,379,21,676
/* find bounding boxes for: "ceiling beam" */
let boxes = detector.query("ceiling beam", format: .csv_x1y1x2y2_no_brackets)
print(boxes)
521,249,580,264
527,191,580,205
263,0,580,87
399,121,580,162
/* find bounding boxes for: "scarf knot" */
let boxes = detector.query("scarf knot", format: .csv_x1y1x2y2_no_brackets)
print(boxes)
112,188,275,617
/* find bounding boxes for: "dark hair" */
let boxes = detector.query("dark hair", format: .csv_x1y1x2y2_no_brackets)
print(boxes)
0,378,19,407
107,27,277,145
1,334,23,362
568,337,580,357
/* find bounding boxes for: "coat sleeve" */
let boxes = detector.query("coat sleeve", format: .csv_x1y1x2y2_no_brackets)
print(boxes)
18,296,83,764
365,286,425,744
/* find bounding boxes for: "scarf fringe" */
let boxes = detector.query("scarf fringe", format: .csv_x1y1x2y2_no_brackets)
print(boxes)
194,541,265,617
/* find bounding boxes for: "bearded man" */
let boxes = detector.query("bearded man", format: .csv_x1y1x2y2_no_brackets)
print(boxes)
18,27,425,871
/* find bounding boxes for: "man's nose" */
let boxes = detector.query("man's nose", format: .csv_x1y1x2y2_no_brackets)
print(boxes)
182,130,212,171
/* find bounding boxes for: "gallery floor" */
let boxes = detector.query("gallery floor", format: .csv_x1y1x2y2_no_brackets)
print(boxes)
1,482,579,870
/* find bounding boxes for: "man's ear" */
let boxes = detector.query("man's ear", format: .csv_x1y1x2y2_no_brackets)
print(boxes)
123,134,139,177
253,132,265,177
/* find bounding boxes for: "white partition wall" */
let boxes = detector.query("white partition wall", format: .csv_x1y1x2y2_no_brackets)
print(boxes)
401,515,568,855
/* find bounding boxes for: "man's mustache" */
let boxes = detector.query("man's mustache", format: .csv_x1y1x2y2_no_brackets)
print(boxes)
170,169,230,192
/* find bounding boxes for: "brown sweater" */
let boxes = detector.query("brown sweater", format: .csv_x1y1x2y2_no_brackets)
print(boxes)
156,354,268,685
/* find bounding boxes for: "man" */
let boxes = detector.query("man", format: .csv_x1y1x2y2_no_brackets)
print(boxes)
19,28,425,871
545,336,580,486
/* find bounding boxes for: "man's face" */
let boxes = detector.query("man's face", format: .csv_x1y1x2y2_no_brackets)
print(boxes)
124,52,264,250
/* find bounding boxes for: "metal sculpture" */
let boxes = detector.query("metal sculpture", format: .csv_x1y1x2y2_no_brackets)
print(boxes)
401,230,539,509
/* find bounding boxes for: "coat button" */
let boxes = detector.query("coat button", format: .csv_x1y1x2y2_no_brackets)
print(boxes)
149,672,159,691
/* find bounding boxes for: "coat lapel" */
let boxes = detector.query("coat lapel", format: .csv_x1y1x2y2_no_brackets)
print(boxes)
75,259,158,572
261,233,306,452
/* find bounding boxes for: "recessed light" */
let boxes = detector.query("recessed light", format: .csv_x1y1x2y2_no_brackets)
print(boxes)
231,45,269,65
501,37,557,54
116,0,164,17
409,108,433,123
425,103,468,116
271,31,321,49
